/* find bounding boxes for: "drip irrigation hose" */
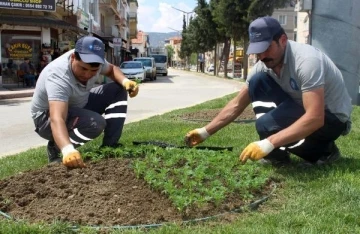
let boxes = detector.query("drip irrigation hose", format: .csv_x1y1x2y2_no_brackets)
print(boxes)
133,141,233,151
182,118,256,124
0,183,277,231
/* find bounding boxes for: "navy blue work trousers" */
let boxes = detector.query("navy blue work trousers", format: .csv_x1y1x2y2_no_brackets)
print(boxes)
247,72,347,162
34,82,128,148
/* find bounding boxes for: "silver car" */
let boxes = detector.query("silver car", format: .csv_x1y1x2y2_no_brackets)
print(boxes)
119,61,146,81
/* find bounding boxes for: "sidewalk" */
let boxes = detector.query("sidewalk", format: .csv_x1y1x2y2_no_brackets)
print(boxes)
0,84,35,100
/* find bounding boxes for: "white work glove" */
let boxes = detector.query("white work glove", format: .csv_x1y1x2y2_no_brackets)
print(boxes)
184,127,210,147
239,139,274,164
61,144,86,168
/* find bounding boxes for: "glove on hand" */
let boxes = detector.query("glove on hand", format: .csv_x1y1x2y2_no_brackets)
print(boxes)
239,139,274,164
62,145,86,168
184,127,210,147
122,79,139,98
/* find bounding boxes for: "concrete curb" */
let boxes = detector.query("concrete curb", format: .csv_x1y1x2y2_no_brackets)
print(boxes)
0,90,34,100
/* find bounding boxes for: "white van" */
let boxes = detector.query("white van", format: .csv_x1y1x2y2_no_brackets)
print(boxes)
133,57,156,81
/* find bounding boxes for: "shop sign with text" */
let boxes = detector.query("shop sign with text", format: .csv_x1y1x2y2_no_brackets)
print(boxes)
0,0,56,12
8,42,33,60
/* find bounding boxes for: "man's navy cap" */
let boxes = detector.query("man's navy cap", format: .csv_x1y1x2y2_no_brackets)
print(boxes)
246,17,282,54
75,36,105,64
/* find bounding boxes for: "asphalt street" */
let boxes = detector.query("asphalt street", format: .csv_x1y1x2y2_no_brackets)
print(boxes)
0,69,243,158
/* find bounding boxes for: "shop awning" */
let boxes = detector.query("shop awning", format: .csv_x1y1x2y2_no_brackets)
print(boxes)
0,15,88,34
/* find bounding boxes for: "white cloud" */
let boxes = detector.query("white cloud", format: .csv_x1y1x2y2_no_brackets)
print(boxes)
137,1,157,33
137,1,196,33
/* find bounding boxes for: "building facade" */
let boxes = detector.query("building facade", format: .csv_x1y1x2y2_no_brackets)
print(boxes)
131,30,149,58
0,0,138,86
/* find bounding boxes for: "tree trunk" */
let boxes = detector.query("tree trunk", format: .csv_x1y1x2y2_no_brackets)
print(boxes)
214,44,217,76
233,40,236,78
243,36,249,80
223,37,231,78
217,43,224,76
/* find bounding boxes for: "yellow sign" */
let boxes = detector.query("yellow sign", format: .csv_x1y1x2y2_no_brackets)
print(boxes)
236,49,244,57
8,43,33,59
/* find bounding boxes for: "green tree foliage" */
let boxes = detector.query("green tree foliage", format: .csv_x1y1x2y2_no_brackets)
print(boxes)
190,0,218,53
166,45,175,66
179,0,290,75
180,15,192,60
248,0,291,20
210,0,290,78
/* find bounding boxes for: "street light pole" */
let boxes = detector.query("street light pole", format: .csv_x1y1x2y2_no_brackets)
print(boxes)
168,27,182,36
171,6,194,27
171,6,194,70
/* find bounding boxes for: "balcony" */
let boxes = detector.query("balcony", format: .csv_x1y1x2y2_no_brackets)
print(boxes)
103,25,120,37
99,0,120,16
120,18,127,27
55,0,75,17
62,15,77,26
129,12,137,23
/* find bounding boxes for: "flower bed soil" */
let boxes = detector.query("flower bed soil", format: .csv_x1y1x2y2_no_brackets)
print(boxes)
0,108,263,227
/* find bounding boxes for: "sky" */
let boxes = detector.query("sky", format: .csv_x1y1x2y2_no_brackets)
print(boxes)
137,0,202,33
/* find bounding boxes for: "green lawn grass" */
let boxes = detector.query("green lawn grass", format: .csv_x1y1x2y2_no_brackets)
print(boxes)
1,93,360,234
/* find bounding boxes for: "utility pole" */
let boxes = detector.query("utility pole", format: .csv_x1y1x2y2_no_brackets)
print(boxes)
171,6,194,70
171,6,194,27
168,27,182,36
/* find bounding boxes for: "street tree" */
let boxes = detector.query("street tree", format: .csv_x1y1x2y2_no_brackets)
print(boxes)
210,0,291,79
165,45,175,67
189,0,218,72
180,15,192,69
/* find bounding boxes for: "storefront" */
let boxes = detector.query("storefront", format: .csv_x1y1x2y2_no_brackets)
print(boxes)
0,14,87,85
1,30,42,84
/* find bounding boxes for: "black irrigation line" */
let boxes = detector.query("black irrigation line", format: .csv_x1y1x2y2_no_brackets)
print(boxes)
0,183,277,231
182,118,256,124
133,141,233,151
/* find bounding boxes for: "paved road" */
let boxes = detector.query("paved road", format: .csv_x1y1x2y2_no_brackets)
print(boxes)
0,69,242,158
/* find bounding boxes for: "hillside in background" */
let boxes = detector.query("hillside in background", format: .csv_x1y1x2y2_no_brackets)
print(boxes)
146,32,181,47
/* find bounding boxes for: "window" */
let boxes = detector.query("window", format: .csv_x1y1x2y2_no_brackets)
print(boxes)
278,15,287,25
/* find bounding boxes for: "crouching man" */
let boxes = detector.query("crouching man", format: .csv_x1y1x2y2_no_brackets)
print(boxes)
31,36,139,168
185,17,352,166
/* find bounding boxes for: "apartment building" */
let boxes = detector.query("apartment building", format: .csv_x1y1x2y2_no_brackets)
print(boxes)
130,30,149,58
165,36,182,67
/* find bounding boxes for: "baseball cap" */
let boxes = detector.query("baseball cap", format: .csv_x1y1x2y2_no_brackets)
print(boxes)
75,36,105,64
246,17,282,54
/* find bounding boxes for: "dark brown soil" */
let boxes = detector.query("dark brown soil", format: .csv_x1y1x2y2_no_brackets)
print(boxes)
0,108,262,228
0,159,182,226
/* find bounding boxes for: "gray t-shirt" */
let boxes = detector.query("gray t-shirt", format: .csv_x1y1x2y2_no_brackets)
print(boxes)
31,49,110,119
247,40,352,122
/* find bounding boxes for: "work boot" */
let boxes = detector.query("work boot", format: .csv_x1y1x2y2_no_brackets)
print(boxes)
259,150,291,166
47,141,62,163
302,144,341,167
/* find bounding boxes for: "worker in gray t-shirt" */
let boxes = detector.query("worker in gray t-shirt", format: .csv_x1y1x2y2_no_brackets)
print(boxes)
185,17,352,166
31,36,139,168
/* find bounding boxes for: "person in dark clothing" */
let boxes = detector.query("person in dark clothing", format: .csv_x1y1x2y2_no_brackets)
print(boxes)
52,48,60,61
36,59,47,80
19,58,36,87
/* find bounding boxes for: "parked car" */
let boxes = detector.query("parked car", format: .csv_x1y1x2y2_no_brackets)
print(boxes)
133,57,157,81
119,61,146,82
